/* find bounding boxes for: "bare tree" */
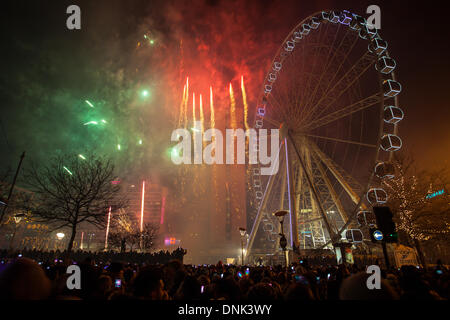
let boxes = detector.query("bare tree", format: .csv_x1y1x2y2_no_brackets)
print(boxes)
140,223,159,252
382,153,450,265
108,209,134,252
107,209,159,252
25,154,127,251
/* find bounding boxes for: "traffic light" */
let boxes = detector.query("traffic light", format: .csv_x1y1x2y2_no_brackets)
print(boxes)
386,231,398,243
372,206,398,243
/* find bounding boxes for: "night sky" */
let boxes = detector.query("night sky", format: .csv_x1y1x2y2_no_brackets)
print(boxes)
0,0,449,180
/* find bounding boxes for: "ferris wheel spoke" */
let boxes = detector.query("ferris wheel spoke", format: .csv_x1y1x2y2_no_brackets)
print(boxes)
297,26,341,123
300,27,358,123
295,24,334,119
305,134,377,148
302,51,377,126
303,92,382,132
267,94,292,124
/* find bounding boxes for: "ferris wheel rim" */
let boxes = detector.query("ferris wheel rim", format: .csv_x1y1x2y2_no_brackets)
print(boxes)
248,10,403,255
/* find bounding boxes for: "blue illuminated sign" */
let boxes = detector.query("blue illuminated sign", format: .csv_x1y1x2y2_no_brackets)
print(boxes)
426,189,445,199
373,230,383,241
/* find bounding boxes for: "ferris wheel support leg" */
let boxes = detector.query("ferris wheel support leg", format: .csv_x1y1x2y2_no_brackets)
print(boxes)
285,138,299,250
245,145,284,259
287,133,339,246
311,149,349,228
308,141,364,208
278,160,287,235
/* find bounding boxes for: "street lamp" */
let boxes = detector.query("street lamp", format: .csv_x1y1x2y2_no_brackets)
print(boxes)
239,227,247,265
56,232,65,250
274,210,289,267
9,213,26,250
13,213,25,224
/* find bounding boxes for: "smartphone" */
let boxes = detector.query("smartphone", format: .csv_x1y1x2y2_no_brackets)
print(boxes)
436,269,443,275
220,273,224,278
327,273,331,280
245,268,250,276
115,279,122,288
294,275,308,285
200,285,205,293
237,272,243,278
316,276,320,284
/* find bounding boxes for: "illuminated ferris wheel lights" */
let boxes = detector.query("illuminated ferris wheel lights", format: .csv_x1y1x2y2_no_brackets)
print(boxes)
300,24,311,35
374,162,395,179
350,14,364,30
368,38,388,55
310,17,321,29
384,106,404,124
293,31,302,42
380,134,403,152
367,29,378,39
357,211,376,227
273,62,282,72
376,56,397,74
320,11,330,21
339,10,353,25
285,40,295,52
329,11,340,23
383,79,402,97
345,229,363,243
366,188,388,205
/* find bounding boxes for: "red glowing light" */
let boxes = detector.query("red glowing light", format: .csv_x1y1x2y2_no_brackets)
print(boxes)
160,196,166,225
140,181,145,232
105,207,112,249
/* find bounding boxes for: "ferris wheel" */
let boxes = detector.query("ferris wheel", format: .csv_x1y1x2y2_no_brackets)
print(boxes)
246,10,404,259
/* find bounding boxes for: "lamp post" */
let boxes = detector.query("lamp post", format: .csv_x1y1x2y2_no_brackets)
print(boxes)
274,210,289,268
9,213,25,250
239,227,247,265
56,232,65,250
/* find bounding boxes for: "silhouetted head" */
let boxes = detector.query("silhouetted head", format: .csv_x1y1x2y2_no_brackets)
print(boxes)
0,258,51,300
339,272,399,300
133,267,164,300
247,282,277,300
285,283,315,300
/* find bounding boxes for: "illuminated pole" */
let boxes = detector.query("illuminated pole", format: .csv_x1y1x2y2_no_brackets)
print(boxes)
199,94,204,134
104,206,111,250
140,180,146,232
140,180,146,251
229,83,237,129
80,231,84,250
210,86,215,129
160,196,166,225
241,75,249,131
0,152,25,226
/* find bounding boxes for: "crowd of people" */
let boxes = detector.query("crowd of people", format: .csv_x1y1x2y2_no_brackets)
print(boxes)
0,251,448,300
0,248,187,265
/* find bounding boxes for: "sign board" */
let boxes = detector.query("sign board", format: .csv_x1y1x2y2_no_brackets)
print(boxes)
426,189,445,199
373,230,383,241
394,244,419,267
